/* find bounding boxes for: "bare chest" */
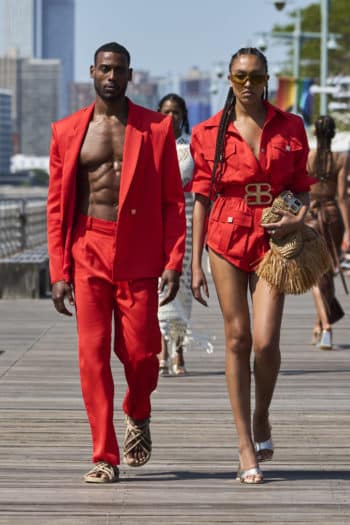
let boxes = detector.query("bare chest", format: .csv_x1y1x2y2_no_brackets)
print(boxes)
79,118,125,169
234,119,264,160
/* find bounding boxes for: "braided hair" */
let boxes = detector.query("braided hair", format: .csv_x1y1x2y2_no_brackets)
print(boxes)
157,93,190,134
314,115,335,181
209,48,269,199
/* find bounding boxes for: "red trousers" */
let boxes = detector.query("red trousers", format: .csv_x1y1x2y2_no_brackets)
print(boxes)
71,215,161,466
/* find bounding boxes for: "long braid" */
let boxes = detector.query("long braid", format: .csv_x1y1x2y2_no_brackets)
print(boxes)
208,88,235,200
314,115,335,181
209,47,269,199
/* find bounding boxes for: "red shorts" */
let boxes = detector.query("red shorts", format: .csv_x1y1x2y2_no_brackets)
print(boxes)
207,196,270,272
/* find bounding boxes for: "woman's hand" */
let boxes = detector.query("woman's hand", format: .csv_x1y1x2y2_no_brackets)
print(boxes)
191,266,209,306
262,208,303,240
342,231,350,253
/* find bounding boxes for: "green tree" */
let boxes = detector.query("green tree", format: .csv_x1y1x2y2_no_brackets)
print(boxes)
273,0,350,79
273,0,350,125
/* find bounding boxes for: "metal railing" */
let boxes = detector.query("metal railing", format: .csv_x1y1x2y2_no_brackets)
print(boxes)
0,198,47,258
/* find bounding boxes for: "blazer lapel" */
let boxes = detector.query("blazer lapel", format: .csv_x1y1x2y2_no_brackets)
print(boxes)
63,103,95,180
119,100,144,206
61,103,95,224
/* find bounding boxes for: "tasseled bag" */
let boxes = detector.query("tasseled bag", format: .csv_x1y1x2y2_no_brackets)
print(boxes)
256,191,331,294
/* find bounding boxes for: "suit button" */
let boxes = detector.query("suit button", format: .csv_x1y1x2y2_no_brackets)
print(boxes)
131,209,136,215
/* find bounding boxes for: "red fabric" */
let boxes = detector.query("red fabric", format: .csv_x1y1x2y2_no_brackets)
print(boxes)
72,215,161,465
189,102,314,271
47,99,186,284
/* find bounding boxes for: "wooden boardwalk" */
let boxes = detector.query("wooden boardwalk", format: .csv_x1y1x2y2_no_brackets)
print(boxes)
0,272,349,524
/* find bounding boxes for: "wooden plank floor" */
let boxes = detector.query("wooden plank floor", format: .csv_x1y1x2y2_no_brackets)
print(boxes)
0,269,349,524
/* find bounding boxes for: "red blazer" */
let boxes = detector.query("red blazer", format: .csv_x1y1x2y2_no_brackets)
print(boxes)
47,99,186,283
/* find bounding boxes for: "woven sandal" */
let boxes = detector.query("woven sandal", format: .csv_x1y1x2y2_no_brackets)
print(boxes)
84,461,119,483
123,416,152,467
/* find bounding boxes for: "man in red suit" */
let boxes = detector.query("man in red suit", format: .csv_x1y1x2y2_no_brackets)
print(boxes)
47,42,186,483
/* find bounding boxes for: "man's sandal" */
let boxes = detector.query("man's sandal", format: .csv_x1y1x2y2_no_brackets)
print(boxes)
236,465,264,484
84,461,119,483
123,416,152,467
255,438,274,463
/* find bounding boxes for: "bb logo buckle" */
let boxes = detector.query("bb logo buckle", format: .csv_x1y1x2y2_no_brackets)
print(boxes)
244,183,273,205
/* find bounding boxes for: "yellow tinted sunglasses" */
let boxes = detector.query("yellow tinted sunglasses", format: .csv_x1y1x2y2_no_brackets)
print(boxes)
230,73,269,86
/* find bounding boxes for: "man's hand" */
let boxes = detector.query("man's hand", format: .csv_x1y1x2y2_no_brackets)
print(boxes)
52,280,75,316
191,267,209,307
159,269,180,306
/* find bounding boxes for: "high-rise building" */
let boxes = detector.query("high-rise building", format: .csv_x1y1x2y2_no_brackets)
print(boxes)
19,58,60,156
0,51,22,124
180,67,211,128
2,0,36,57
1,0,75,118
0,88,12,174
127,71,159,110
40,0,75,117
69,82,95,114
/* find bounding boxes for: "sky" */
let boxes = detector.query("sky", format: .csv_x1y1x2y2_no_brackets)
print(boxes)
75,0,313,88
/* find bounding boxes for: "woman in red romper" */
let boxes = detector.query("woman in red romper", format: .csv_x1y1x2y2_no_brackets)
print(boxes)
190,48,314,484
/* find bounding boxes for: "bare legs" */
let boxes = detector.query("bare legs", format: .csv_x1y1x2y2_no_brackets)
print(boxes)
311,285,331,333
159,336,170,375
209,249,284,477
159,335,187,376
250,273,283,444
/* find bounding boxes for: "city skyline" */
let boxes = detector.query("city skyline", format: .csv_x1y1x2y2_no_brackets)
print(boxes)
0,0,74,116
74,0,312,86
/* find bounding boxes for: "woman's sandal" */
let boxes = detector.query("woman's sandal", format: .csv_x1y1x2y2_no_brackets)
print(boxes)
236,465,264,484
123,416,152,467
318,329,332,350
84,461,119,483
255,438,274,463
159,359,170,376
311,327,322,345
172,363,187,376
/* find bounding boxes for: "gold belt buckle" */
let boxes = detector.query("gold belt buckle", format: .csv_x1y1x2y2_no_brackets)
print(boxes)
244,183,273,205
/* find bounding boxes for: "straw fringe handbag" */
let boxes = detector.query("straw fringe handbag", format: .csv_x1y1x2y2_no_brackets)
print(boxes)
256,191,331,294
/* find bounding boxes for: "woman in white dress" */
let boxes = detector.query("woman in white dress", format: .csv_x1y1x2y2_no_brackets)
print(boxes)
157,93,194,375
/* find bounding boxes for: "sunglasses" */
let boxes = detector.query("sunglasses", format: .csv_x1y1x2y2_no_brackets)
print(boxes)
230,73,269,86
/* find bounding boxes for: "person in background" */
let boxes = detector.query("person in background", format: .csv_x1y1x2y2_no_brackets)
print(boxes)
189,47,314,484
47,42,185,483
306,115,350,350
157,93,194,375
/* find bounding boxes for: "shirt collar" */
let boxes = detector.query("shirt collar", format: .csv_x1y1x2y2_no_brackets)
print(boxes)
204,100,286,131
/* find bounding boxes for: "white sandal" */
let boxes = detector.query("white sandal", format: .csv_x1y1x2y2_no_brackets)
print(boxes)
255,438,274,462
236,465,264,484
318,329,332,350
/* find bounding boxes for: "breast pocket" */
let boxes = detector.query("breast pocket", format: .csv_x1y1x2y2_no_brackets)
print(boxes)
203,143,239,173
269,139,303,177
208,206,253,259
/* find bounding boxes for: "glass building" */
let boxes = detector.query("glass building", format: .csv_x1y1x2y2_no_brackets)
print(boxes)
41,0,75,117
19,58,60,156
1,0,75,118
0,89,13,175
